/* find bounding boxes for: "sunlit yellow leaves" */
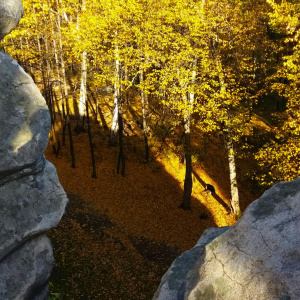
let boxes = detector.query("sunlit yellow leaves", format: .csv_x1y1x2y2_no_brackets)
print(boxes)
255,138,300,185
259,0,300,186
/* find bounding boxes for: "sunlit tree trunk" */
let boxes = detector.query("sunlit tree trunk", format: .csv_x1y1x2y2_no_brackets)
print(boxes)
78,0,87,126
109,43,120,146
219,69,241,217
36,35,47,93
79,50,87,124
25,37,34,75
226,121,241,217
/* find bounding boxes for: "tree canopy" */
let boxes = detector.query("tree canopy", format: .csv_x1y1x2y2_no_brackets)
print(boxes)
1,0,299,197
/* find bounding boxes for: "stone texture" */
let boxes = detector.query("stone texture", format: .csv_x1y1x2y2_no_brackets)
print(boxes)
0,160,68,262
0,235,54,300
0,51,50,185
0,2,68,298
153,227,230,300
0,0,23,40
153,178,300,300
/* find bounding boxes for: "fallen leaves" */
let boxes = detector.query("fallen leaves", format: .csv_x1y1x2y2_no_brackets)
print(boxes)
46,123,253,299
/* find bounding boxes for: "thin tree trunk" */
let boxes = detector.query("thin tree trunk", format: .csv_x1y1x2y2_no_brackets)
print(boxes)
219,65,241,217
226,128,241,217
41,29,60,157
116,61,125,176
33,5,47,96
57,0,75,168
86,97,97,178
49,85,61,157
181,60,196,210
25,37,34,76
87,85,109,129
79,50,87,126
181,107,192,210
140,69,149,162
109,43,120,146
36,34,47,98
19,37,26,70
78,0,87,126
117,109,126,177
44,26,52,87
48,0,66,145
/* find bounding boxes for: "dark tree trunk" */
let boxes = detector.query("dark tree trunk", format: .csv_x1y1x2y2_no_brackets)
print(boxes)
181,131,192,210
49,85,60,157
56,0,75,167
117,112,125,177
86,97,97,178
66,98,76,168
87,85,109,129
180,61,196,211
140,69,150,162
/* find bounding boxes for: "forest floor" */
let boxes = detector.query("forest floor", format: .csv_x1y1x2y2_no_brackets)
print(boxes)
46,113,257,299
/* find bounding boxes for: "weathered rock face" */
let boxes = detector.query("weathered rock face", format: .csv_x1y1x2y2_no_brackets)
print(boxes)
0,0,23,40
154,178,300,300
0,235,54,300
0,1,68,299
0,160,68,262
0,52,50,185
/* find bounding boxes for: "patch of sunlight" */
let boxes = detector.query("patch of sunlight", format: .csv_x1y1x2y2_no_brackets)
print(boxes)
12,125,33,153
251,115,273,131
156,150,236,227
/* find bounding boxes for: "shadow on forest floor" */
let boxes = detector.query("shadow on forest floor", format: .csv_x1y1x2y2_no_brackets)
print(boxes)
49,193,183,299
192,171,232,214
46,116,237,299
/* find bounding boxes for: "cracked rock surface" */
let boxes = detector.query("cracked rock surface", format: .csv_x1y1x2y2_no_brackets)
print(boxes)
153,178,300,300
0,2,68,298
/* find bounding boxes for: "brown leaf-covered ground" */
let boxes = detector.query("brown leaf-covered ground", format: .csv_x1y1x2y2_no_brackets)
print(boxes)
46,120,256,299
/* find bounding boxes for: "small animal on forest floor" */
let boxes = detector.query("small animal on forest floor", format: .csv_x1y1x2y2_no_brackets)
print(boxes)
204,183,215,195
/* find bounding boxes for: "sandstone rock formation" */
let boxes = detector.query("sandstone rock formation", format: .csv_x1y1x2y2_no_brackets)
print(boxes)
154,178,300,300
0,1,68,299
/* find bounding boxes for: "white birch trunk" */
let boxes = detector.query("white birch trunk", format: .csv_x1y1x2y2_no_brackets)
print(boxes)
219,63,241,217
78,0,87,121
109,43,120,145
56,0,68,103
79,50,87,120
227,135,241,216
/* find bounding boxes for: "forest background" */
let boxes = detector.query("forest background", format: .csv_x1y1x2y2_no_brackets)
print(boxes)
1,0,300,299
